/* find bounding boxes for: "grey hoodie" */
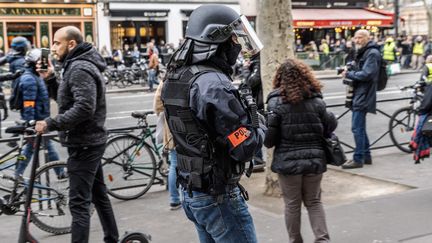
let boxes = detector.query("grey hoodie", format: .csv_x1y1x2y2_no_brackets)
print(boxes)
45,42,108,147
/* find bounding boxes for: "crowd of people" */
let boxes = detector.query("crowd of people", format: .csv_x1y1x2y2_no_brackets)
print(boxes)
296,34,432,71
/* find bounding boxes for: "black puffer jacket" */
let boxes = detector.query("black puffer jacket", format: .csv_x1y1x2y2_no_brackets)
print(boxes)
45,43,107,147
264,89,337,175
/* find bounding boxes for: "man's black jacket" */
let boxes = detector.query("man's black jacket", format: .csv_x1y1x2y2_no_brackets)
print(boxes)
45,43,108,147
346,41,380,113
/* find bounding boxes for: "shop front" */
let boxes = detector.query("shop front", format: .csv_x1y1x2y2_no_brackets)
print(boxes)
0,2,97,53
97,0,240,53
293,8,394,44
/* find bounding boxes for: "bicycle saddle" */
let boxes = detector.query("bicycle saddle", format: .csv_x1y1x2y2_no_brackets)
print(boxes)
131,111,153,119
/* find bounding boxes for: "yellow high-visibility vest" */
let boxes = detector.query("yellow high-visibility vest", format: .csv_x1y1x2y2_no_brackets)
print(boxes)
426,63,432,83
413,43,424,55
321,43,329,55
383,42,396,61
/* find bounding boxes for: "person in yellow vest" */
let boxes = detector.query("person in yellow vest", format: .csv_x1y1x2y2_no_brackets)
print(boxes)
382,37,398,64
412,36,425,70
421,55,432,84
319,39,330,69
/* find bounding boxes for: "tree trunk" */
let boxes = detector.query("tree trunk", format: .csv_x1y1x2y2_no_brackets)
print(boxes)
423,0,432,38
257,0,295,197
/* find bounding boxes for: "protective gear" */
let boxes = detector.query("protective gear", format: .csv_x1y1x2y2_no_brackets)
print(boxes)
413,42,424,55
426,63,432,83
383,42,396,61
162,65,260,196
185,5,262,55
385,37,394,43
222,41,242,66
10,37,30,55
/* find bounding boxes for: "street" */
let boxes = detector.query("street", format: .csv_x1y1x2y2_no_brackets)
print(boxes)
2,71,432,242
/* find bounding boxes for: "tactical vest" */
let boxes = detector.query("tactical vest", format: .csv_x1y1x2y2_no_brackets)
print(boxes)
383,42,396,61
161,65,248,197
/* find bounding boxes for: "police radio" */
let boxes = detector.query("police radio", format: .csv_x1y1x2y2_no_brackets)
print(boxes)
238,83,259,128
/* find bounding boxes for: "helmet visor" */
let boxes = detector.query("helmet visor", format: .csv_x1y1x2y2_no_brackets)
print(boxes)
229,15,263,55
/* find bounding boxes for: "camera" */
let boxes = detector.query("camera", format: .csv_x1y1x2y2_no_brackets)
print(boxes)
40,48,50,71
340,61,356,108
238,83,259,128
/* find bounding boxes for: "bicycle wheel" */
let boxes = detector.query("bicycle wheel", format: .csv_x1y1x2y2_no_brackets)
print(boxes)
31,161,71,235
389,106,416,153
103,134,157,200
119,232,150,243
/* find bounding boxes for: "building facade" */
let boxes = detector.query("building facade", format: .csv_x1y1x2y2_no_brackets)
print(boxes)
97,0,239,53
400,0,431,36
0,0,97,53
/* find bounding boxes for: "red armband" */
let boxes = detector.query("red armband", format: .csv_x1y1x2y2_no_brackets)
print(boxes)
227,127,251,148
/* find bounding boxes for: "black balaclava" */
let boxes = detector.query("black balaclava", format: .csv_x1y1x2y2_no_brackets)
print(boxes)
219,39,242,66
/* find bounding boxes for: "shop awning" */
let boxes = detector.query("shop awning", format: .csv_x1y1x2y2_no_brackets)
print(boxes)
293,9,394,28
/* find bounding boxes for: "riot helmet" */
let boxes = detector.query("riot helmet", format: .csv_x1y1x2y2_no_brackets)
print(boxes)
185,5,263,56
10,36,30,55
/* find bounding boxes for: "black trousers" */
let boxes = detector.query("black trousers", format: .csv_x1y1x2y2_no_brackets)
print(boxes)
67,145,119,243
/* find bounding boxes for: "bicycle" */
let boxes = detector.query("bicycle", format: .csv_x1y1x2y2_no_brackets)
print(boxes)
389,81,425,153
102,111,169,200
0,121,71,235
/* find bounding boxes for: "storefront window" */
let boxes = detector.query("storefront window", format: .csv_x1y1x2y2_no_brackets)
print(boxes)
110,21,166,52
7,22,36,47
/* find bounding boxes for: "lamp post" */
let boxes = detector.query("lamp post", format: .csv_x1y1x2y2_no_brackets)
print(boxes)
394,0,399,37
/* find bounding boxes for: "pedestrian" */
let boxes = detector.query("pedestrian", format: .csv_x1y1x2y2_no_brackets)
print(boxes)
382,37,398,64
411,36,425,70
421,55,432,83
161,4,265,243
14,48,66,179
153,80,181,210
400,36,413,69
295,39,304,52
341,29,380,169
319,39,330,69
147,42,159,92
264,58,337,243
35,26,119,243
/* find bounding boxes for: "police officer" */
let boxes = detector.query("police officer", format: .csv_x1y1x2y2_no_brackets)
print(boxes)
161,4,265,243
0,37,29,143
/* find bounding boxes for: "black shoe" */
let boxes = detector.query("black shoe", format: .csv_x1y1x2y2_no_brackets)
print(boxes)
170,202,181,211
364,158,372,165
341,160,363,169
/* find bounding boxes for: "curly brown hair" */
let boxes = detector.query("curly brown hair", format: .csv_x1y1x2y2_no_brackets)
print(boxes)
272,58,322,104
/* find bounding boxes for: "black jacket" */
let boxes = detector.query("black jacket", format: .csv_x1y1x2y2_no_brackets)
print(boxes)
45,43,107,147
264,89,337,175
346,41,380,113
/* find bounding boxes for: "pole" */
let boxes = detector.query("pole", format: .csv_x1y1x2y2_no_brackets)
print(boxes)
394,0,399,37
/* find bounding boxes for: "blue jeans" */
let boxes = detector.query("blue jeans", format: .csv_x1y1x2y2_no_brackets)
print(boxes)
16,139,63,176
182,188,257,243
168,150,180,204
148,69,159,91
352,111,371,164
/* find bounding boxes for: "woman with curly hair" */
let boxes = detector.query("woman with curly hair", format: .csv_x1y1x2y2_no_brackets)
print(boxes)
264,58,337,243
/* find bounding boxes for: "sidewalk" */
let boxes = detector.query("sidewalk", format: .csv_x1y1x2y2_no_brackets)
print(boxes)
3,146,432,242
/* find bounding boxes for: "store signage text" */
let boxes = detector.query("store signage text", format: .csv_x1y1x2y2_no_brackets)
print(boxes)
329,21,353,26
0,8,81,16
143,11,169,17
296,21,315,27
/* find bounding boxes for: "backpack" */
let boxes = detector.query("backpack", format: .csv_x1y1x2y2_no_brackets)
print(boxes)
9,73,39,111
377,56,388,91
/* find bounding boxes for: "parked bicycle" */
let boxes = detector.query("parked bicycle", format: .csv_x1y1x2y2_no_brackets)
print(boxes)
102,111,168,200
0,121,71,235
389,81,425,153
